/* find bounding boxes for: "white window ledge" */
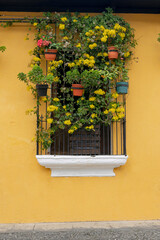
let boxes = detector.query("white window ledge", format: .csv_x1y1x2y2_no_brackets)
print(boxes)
36,155,128,177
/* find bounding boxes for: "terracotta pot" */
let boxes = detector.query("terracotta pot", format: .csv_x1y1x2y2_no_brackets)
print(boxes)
36,84,48,96
108,46,118,60
44,49,57,61
71,84,84,96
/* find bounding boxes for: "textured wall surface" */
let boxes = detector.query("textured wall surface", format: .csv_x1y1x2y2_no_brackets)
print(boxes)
0,12,160,223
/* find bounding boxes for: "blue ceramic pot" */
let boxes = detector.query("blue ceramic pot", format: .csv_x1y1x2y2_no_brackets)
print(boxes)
116,82,128,94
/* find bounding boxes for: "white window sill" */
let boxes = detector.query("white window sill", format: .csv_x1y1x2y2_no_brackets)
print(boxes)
36,155,128,177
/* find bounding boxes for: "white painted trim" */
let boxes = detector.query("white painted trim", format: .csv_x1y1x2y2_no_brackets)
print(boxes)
36,155,128,177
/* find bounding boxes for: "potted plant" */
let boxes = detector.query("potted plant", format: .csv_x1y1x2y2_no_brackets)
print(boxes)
81,69,101,88
108,46,118,60
37,35,61,61
116,68,129,94
65,68,84,96
17,65,54,96
0,46,6,52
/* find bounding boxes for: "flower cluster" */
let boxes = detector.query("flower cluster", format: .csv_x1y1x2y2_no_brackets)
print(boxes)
19,9,136,149
37,38,51,47
47,105,58,112
94,89,105,95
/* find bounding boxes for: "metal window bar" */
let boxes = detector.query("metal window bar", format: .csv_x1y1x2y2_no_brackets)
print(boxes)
36,23,127,156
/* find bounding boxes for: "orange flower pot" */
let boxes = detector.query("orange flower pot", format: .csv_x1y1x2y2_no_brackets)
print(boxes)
108,46,118,60
72,84,84,96
44,49,57,61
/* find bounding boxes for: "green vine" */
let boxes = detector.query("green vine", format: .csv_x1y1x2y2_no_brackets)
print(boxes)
17,8,137,149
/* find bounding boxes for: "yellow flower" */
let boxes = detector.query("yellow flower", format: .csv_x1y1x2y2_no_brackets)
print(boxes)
85,125,94,130
31,137,35,142
90,56,94,60
73,19,77,22
33,22,38,26
94,89,105,95
100,25,105,31
53,97,59,102
66,112,71,116
63,105,66,110
124,51,130,58
91,113,97,118
47,118,53,124
89,43,97,49
112,116,119,121
45,25,51,29
68,129,74,134
90,104,95,109
112,103,117,108
95,26,100,29
33,56,41,62
85,32,90,36
121,26,126,32
53,76,59,82
68,62,75,68
25,109,34,115
81,97,85,100
28,50,33,55
90,119,94,123
118,113,125,119
89,97,96,101
109,108,115,113
108,29,116,37
84,53,90,58
101,37,107,42
64,120,71,125
41,97,47,102
61,17,67,22
118,32,125,39
114,23,121,30
47,105,58,112
76,43,81,48
103,52,108,57
105,62,110,65
104,109,109,114
26,85,32,91
63,36,69,40
59,24,65,30
116,107,125,113
84,15,89,18
97,52,103,57
112,92,119,98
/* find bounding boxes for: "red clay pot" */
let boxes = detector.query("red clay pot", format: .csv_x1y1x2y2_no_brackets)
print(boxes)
108,46,118,60
44,49,57,61
72,84,84,96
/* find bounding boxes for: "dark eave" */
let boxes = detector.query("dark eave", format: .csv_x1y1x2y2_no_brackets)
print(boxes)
0,0,160,13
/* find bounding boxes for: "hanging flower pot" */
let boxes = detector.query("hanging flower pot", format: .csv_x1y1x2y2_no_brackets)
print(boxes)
44,49,57,61
116,82,128,94
36,84,48,96
108,46,118,60
71,84,84,96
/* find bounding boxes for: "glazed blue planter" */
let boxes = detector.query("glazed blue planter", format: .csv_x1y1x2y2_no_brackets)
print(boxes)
116,82,128,94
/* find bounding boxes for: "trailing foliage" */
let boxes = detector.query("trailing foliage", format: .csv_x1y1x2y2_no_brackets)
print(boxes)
18,8,137,149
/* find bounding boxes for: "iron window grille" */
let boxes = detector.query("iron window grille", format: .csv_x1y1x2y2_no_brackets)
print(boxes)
36,82,127,156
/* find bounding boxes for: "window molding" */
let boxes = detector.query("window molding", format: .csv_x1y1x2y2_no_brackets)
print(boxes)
36,155,128,177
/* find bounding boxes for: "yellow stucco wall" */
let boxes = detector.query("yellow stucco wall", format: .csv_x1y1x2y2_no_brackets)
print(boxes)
0,12,160,223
